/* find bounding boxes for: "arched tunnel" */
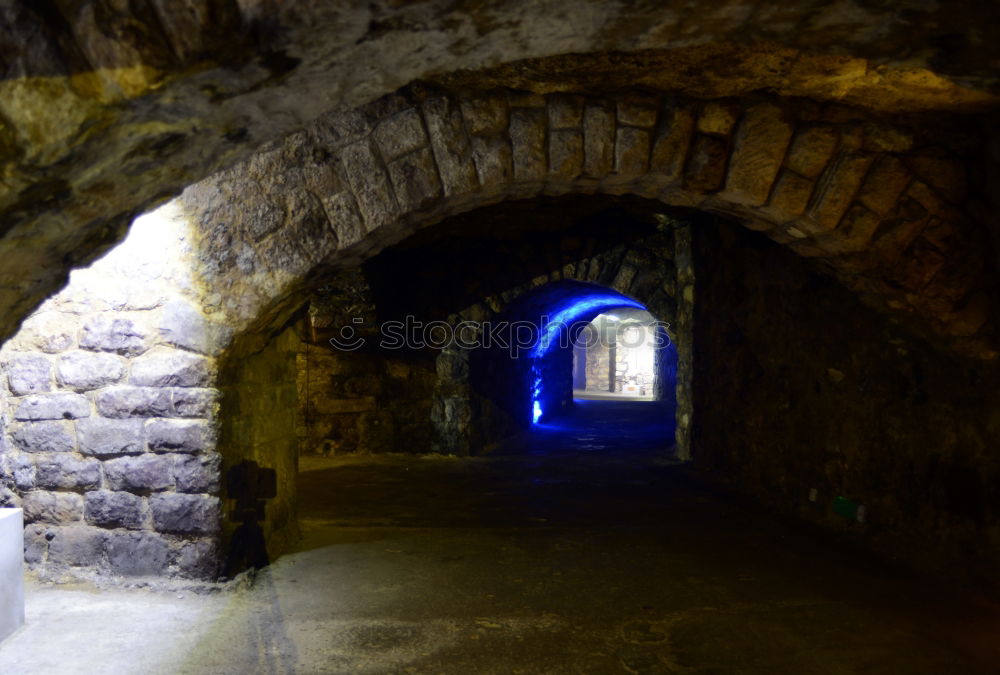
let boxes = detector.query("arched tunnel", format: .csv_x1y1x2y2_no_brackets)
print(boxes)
1,2,1000,672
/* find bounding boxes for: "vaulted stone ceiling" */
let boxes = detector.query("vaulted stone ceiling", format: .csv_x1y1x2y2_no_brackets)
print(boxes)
1,0,998,348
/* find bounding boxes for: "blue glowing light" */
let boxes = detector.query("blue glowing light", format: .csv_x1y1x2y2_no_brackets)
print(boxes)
527,290,645,425
530,293,644,358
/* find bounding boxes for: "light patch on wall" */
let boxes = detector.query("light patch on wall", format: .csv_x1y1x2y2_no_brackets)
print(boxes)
63,199,198,312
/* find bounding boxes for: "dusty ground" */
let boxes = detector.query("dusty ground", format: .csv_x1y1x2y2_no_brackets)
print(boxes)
2,400,999,674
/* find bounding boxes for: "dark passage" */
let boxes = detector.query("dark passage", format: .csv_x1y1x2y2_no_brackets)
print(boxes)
288,402,1000,674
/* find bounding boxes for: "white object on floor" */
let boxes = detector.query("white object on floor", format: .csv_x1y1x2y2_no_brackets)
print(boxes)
0,508,25,643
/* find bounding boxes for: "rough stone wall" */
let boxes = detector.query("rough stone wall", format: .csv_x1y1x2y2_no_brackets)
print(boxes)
692,219,1000,588
0,206,223,580
296,341,439,456
217,325,302,566
584,329,611,392
295,268,440,457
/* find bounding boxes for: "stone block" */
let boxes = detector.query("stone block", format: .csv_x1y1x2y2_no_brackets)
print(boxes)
174,453,221,493
786,126,837,178
863,122,913,152
470,135,512,186
339,139,399,233
0,487,16,510
509,108,547,181
10,421,76,454
905,180,950,218
159,300,214,354
857,155,911,216
364,92,412,122
422,96,478,196
461,95,509,135
79,315,150,356
614,127,650,176
723,103,793,206
548,129,584,178
33,454,101,491
583,104,615,177
11,455,36,491
322,191,366,248
315,107,374,148
22,491,83,524
23,523,47,565
146,419,211,453
7,353,52,395
0,509,25,642
106,531,170,576
47,525,105,567
85,491,145,529
14,393,90,421
806,153,874,231
835,203,883,252
764,170,814,222
617,99,658,128
77,418,145,456
149,493,220,535
176,538,219,580
684,135,728,192
650,102,694,182
55,351,126,391
871,196,932,258
696,102,739,136
20,313,75,354
372,108,427,161
104,455,174,492
130,350,211,388
386,147,442,213
171,388,219,418
548,94,584,129
96,386,172,418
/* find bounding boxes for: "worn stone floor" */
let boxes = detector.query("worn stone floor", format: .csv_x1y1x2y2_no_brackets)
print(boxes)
2,399,1000,674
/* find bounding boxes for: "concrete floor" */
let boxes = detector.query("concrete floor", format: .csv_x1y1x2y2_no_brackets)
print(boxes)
2,400,1000,673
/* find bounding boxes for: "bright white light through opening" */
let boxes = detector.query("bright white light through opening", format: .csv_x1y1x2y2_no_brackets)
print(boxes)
573,309,658,400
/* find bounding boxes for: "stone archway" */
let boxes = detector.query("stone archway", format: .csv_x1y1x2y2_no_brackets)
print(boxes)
180,86,995,361
0,82,994,582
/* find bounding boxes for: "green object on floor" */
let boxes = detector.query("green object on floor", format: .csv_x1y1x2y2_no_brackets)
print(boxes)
833,496,859,520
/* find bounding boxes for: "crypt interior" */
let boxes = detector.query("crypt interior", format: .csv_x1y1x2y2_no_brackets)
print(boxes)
1,1,1000,673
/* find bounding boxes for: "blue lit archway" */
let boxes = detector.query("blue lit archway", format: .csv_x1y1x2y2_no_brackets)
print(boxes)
471,280,676,431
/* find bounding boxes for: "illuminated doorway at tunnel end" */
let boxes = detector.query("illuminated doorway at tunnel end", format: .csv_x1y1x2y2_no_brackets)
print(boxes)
526,288,654,425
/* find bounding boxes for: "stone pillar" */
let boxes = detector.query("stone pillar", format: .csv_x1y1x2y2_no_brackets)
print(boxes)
673,221,695,461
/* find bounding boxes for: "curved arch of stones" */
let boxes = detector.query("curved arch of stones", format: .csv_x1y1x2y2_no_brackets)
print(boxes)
183,86,994,363
0,84,988,580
